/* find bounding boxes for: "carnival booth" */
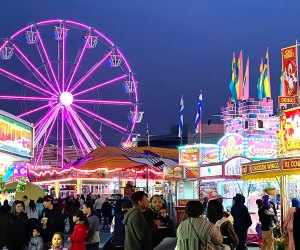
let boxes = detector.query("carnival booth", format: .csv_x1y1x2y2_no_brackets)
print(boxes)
0,110,34,202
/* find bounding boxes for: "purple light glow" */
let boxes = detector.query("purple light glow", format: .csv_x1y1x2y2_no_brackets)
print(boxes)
79,117,106,146
66,20,114,46
36,30,60,92
34,106,56,129
0,95,53,101
0,41,8,51
18,103,54,118
0,67,54,96
74,99,132,105
12,44,59,95
73,103,127,132
10,24,33,39
66,34,90,91
35,110,59,165
62,25,66,92
70,51,112,93
61,109,64,167
65,108,85,154
73,74,127,97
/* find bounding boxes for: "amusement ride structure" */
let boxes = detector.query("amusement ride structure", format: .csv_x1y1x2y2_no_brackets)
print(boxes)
0,19,143,167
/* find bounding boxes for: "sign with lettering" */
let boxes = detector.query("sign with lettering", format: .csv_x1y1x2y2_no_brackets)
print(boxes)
245,140,277,159
218,134,244,161
282,158,300,170
200,164,222,177
251,161,280,173
242,164,250,175
179,146,200,165
278,96,299,104
224,157,252,176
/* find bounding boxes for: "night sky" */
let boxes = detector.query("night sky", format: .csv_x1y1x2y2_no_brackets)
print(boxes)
0,0,300,143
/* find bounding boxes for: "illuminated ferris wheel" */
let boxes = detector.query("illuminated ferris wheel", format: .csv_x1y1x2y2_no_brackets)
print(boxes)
0,19,143,167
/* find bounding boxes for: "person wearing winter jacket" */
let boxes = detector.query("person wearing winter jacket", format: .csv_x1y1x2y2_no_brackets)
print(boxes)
69,210,89,250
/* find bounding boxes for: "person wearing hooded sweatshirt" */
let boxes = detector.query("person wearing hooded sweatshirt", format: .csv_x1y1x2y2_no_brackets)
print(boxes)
258,195,275,250
284,197,300,250
230,193,252,250
69,210,89,250
123,191,151,250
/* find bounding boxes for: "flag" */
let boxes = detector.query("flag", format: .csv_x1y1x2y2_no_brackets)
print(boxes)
194,92,203,135
237,50,243,99
257,58,264,99
262,47,271,98
229,52,238,102
178,95,184,138
243,57,249,100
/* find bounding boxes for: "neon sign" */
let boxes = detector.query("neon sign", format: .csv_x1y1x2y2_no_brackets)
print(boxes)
218,134,244,161
246,140,277,159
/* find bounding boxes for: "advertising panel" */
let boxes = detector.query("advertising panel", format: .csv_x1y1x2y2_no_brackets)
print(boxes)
200,146,218,164
218,133,244,161
224,157,252,176
199,164,222,178
281,45,298,98
245,139,277,159
164,166,184,180
250,161,280,173
185,166,199,179
282,158,300,170
277,107,300,157
0,111,33,158
179,146,200,165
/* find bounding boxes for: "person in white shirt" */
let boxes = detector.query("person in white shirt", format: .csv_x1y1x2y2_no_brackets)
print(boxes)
26,199,39,233
94,195,103,223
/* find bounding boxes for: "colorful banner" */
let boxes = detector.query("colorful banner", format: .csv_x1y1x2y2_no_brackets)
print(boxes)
282,158,300,170
245,140,277,159
185,166,199,179
278,107,300,156
179,147,200,165
0,114,33,158
281,45,298,98
218,134,244,161
250,161,280,173
164,166,184,180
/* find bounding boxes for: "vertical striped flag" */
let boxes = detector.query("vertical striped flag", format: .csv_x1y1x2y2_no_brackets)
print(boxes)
262,47,271,98
243,57,250,100
194,92,203,135
178,95,184,138
237,50,243,100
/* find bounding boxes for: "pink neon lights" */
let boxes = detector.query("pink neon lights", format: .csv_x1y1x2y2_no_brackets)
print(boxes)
73,103,127,132
70,51,112,93
74,99,132,105
18,103,55,118
62,24,66,92
0,95,53,101
0,67,53,96
66,34,90,91
36,30,60,92
12,43,59,95
73,74,127,97
61,109,64,167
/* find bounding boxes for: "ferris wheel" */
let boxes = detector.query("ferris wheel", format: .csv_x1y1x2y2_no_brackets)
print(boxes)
0,19,143,167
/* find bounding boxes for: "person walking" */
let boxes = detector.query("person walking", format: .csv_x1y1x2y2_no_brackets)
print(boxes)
69,210,89,250
82,202,100,250
123,191,151,250
231,193,252,250
5,200,29,250
101,198,112,230
176,200,223,250
94,195,103,223
258,195,275,250
26,199,39,233
0,199,11,214
284,197,300,250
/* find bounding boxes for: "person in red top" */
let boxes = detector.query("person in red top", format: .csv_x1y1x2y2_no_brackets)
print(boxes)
69,210,89,250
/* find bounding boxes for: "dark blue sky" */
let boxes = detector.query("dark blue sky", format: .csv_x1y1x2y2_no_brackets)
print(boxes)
1,0,300,139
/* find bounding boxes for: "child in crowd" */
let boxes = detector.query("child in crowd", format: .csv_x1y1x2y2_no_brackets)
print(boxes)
69,210,89,250
159,204,176,237
28,227,44,250
49,232,68,250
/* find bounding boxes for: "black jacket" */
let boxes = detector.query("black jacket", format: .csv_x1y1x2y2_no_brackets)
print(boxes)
0,211,6,248
112,211,126,246
258,207,274,231
40,207,65,243
231,202,252,231
5,212,29,248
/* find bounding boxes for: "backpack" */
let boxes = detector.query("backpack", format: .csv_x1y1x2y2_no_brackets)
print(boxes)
215,218,235,249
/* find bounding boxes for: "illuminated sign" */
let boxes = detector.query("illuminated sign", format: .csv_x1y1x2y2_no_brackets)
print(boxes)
185,166,199,179
164,166,184,180
245,140,277,159
251,161,280,173
224,157,251,176
218,134,244,161
0,111,33,158
200,164,222,177
179,146,200,165
201,146,218,164
278,96,298,104
277,107,300,157
282,158,300,170
242,165,250,175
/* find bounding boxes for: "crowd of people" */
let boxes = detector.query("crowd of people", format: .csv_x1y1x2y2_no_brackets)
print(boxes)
0,192,299,250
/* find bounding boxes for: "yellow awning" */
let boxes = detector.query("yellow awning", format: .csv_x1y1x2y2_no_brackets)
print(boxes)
242,169,300,180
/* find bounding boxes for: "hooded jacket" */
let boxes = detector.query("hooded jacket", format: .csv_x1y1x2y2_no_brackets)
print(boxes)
231,194,252,231
70,222,88,250
122,207,151,250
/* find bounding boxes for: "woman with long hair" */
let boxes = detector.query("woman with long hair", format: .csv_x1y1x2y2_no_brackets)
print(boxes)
69,209,89,250
26,199,39,233
5,200,29,250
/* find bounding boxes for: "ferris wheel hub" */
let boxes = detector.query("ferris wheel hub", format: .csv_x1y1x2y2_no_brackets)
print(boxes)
60,92,73,106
